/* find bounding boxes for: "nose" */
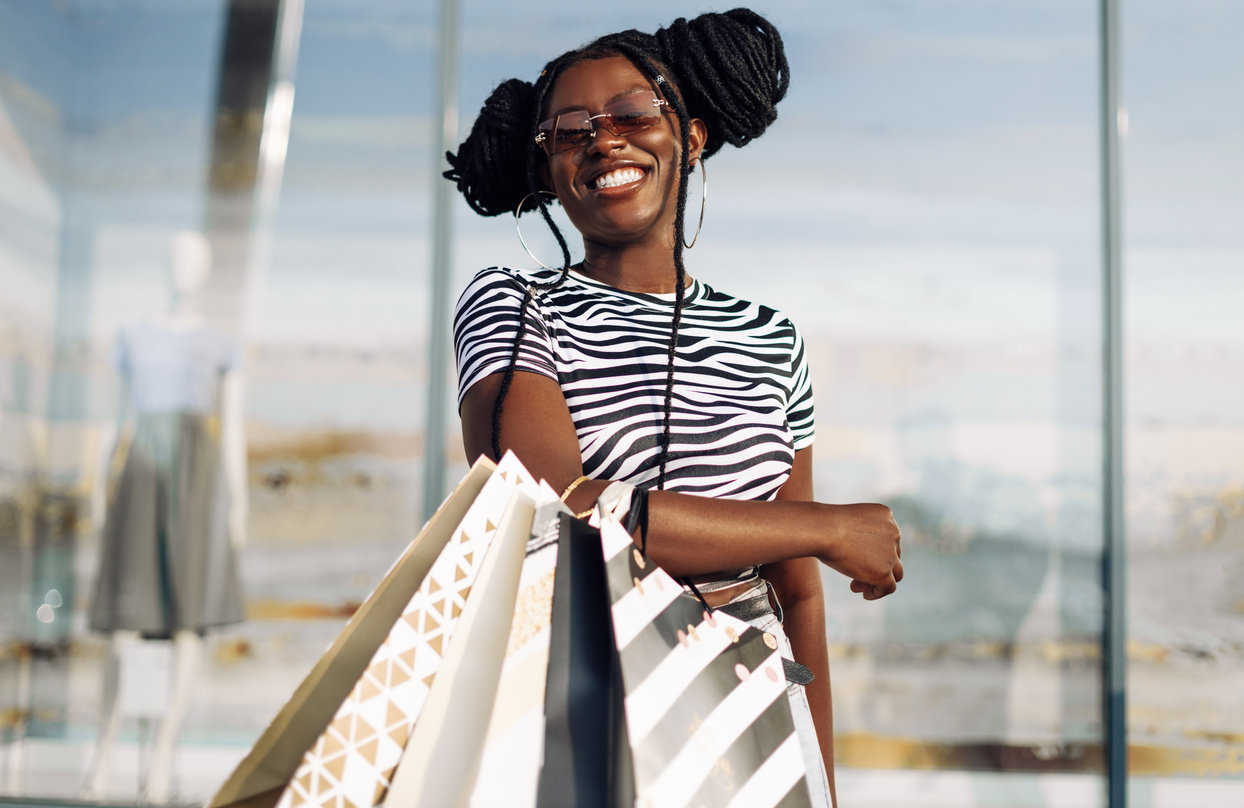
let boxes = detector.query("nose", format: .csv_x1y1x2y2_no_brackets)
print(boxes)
586,118,627,156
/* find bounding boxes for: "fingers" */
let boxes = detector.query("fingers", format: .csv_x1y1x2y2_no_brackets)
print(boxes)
893,557,904,583
853,572,898,600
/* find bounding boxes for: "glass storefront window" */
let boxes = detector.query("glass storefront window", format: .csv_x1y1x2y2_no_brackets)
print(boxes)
0,1,1240,806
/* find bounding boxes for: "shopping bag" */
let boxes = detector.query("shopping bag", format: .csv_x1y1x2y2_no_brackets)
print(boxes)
598,493,813,808
467,482,569,807
211,452,538,808
384,476,537,806
209,457,496,808
533,511,632,808
268,451,539,808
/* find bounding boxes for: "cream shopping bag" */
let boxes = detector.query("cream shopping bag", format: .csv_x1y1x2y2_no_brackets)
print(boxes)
210,454,541,808
383,476,540,807
209,457,496,808
467,482,568,808
261,453,539,808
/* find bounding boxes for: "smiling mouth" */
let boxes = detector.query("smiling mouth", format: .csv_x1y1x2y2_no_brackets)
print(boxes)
592,167,645,189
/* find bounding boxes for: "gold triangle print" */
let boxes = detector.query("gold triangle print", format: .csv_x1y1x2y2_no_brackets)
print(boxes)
388,722,410,748
356,737,379,765
353,713,378,744
486,519,497,532
366,653,389,680
455,564,469,583
427,633,443,656
499,470,509,481
428,576,441,595
293,772,313,801
423,674,436,688
322,728,346,760
385,701,406,730
398,647,417,670
358,673,381,703
322,754,346,785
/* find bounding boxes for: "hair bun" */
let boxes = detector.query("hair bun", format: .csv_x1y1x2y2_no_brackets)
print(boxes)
656,8,789,157
444,78,536,217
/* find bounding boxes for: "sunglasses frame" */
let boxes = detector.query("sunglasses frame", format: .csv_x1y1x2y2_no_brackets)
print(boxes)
534,91,670,156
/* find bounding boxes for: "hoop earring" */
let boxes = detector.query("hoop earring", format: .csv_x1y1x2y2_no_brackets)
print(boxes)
514,191,561,271
683,159,707,250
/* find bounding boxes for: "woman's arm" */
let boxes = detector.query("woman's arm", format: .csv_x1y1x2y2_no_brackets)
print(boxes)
461,370,903,593
765,448,837,806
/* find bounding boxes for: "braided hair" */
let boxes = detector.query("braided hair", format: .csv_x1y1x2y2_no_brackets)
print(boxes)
444,8,788,490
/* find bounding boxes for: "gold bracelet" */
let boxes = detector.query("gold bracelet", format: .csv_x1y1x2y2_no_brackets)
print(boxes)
560,474,592,502
574,508,594,520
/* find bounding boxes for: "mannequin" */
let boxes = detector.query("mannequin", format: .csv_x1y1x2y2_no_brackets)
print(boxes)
84,231,248,802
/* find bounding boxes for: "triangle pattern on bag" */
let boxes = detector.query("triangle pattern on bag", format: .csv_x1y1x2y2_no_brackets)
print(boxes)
270,454,535,808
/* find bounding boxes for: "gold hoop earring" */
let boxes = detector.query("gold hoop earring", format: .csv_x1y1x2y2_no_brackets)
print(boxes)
683,159,707,250
514,191,560,270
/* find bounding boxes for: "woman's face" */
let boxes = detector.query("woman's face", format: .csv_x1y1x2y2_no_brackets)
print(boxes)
538,56,706,251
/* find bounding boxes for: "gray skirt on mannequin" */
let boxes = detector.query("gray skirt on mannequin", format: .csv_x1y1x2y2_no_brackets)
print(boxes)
90,411,245,636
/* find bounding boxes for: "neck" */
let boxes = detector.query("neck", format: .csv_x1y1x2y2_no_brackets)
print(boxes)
166,297,203,328
577,233,690,294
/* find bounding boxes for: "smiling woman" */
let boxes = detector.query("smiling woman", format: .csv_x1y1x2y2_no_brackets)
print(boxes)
444,10,905,807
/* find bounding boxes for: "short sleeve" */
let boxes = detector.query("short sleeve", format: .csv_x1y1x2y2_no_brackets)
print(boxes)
453,267,558,406
786,321,815,450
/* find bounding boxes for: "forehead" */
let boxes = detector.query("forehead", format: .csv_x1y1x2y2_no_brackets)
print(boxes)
544,56,654,116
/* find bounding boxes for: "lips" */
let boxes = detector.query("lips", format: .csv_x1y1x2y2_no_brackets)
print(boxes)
590,165,646,190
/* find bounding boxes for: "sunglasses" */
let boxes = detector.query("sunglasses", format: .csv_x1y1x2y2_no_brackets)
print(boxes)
535,91,670,156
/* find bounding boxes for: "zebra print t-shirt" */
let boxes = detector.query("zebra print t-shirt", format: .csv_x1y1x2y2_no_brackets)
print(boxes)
454,267,815,502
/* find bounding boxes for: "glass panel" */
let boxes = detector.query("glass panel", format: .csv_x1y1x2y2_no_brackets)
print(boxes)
1122,0,1244,798
728,0,1106,792
0,1,436,802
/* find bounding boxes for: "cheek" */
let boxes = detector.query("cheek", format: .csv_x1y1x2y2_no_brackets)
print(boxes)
546,156,582,195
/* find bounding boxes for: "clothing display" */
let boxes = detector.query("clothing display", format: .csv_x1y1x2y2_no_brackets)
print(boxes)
90,321,244,636
454,266,815,501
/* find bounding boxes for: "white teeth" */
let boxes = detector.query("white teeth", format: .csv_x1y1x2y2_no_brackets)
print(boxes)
593,167,644,189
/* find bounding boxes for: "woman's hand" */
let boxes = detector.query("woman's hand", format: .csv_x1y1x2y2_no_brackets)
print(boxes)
819,502,903,600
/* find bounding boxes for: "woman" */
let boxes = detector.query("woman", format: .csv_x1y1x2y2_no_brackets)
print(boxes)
447,10,902,807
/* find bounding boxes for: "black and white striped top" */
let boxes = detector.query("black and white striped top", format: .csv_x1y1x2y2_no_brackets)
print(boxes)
454,267,815,502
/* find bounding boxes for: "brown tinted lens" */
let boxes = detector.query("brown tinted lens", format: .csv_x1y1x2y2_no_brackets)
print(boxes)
601,95,663,135
540,92,666,155
552,111,595,153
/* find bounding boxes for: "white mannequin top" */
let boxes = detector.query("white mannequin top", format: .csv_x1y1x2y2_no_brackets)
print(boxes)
113,320,241,416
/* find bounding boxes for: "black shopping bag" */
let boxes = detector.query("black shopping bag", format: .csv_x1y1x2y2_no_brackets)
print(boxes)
536,513,634,808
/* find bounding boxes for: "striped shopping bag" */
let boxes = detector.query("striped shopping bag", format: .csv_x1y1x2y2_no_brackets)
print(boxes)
598,500,813,808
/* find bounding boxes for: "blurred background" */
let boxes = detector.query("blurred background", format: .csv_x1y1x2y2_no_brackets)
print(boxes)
0,1,1240,807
